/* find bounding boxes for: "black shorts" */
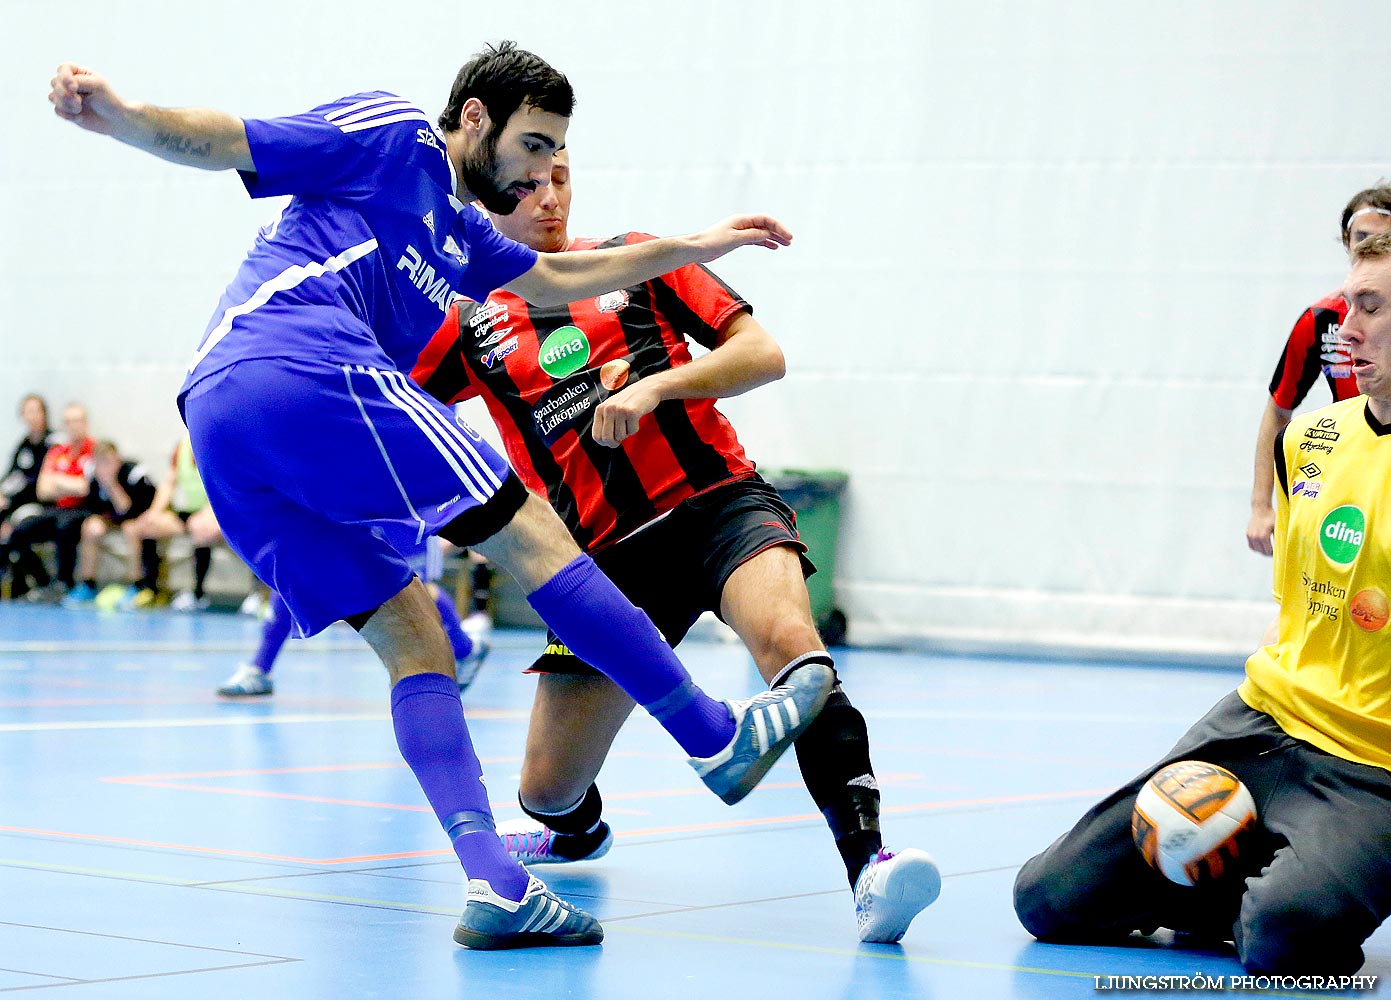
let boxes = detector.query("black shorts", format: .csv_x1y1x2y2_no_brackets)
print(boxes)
530,474,814,675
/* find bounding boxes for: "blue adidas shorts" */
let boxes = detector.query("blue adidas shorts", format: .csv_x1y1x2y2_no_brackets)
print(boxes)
181,357,516,637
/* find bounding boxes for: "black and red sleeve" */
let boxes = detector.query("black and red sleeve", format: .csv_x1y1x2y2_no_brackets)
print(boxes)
1267,306,1331,410
411,303,480,404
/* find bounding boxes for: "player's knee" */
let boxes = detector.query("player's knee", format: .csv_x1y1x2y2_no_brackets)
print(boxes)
1012,856,1062,939
519,760,590,814
1013,854,1095,942
189,525,218,547
1237,888,1366,975
80,516,107,540
745,615,823,673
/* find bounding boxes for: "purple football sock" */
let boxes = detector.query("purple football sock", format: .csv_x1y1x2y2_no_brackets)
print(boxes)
432,586,472,661
252,592,294,675
390,672,527,900
527,555,734,758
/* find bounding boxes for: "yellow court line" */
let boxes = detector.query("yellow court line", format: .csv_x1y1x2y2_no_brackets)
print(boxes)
1,857,202,885
603,927,1356,997
606,924,1092,977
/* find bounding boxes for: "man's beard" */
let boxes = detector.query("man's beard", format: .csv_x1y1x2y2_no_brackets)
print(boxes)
460,129,525,216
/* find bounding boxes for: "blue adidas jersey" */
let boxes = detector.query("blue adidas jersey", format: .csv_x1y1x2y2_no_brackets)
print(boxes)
180,92,537,394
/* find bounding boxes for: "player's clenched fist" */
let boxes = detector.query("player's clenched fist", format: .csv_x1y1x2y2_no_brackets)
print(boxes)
49,63,125,136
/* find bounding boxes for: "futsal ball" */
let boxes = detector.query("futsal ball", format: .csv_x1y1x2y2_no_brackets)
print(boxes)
1350,588,1389,632
1131,761,1256,886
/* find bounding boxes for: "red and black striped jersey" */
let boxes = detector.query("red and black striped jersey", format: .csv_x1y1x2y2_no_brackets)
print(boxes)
1268,291,1359,410
412,233,757,551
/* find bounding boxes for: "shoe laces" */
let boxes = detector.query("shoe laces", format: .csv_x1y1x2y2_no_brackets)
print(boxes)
743,682,798,711
506,826,553,859
855,848,897,904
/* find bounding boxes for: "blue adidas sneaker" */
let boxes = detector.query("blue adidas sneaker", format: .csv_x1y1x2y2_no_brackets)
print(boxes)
689,662,835,805
452,875,603,950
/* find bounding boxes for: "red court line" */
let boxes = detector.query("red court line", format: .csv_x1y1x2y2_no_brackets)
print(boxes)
0,824,349,865
0,788,1113,866
102,758,522,783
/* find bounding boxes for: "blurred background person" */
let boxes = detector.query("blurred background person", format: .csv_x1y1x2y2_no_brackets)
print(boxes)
126,431,224,610
0,395,55,598
5,402,96,601
66,441,158,605
1246,186,1391,555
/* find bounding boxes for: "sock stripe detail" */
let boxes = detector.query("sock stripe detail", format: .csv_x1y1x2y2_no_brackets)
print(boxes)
643,678,698,722
443,809,496,840
770,650,835,689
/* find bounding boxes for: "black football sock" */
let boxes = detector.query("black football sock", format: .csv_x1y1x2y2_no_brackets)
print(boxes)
139,539,161,592
520,783,610,859
192,546,212,599
470,562,494,613
788,662,883,886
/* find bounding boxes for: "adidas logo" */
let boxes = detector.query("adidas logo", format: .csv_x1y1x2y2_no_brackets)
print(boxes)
422,210,435,234
748,697,799,748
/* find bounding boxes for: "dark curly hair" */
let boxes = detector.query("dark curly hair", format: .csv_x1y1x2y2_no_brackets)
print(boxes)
438,40,574,133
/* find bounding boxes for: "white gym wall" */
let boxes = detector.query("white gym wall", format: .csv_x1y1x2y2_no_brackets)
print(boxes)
5,1,1387,656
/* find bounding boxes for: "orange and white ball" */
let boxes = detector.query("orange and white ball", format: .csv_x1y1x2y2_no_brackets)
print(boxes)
1131,761,1256,886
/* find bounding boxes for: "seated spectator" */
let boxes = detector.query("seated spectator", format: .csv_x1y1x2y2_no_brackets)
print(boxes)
0,395,56,597
66,442,158,606
5,403,96,601
126,431,223,610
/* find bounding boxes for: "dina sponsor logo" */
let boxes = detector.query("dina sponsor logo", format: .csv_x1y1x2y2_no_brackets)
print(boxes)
1319,505,1366,565
538,326,591,380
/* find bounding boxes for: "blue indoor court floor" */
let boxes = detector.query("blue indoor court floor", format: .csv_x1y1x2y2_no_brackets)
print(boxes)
0,605,1386,999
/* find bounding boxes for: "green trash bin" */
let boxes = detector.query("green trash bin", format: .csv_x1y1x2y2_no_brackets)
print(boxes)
763,468,850,646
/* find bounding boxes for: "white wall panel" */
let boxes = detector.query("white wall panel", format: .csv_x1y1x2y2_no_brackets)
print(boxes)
4,0,1388,655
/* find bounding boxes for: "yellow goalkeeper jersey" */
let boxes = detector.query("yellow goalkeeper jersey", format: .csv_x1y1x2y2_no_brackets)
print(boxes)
1240,395,1391,771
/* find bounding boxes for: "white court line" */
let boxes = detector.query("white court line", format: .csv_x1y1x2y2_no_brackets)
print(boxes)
0,706,528,734
0,713,389,734
0,642,363,654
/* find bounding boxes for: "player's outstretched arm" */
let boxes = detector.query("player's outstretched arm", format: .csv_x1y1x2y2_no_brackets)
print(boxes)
1246,396,1293,556
592,312,785,447
49,63,252,172
504,215,792,307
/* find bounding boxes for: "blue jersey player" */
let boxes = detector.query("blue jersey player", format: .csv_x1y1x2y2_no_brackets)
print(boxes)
48,42,834,950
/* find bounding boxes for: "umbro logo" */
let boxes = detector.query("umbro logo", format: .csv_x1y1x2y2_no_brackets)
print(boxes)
477,325,514,348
